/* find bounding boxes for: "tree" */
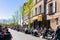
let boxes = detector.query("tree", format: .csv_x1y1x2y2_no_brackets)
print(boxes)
18,6,23,26
23,0,34,31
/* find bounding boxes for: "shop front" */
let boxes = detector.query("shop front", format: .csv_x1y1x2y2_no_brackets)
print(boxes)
47,12,60,30
31,15,43,29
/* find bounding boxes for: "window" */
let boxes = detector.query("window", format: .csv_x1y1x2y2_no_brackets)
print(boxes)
46,1,56,15
35,0,37,4
35,8,37,15
33,9,35,16
34,0,42,4
47,3,54,15
37,6,41,14
49,3,53,13
37,7,39,14
39,6,41,13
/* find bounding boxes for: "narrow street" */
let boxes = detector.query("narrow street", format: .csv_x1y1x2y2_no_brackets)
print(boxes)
9,29,46,40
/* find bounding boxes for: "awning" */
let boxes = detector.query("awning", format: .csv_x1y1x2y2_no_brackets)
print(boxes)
31,15,42,21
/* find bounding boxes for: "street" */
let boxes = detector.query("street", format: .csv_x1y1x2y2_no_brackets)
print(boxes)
0,0,60,40
9,29,46,40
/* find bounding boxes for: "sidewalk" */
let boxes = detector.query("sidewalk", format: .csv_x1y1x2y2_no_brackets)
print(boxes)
9,29,46,40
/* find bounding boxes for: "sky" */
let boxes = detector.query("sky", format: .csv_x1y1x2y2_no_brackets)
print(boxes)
0,0,26,19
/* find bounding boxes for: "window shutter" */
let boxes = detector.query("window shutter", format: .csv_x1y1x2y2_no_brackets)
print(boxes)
52,1,56,13
46,4,49,14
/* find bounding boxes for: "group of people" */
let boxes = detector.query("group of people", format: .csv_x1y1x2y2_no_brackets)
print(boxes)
32,26,60,40
0,25,12,40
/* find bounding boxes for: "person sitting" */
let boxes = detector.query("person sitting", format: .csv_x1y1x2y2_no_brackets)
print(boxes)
33,28,38,36
2,27,12,40
47,27,54,39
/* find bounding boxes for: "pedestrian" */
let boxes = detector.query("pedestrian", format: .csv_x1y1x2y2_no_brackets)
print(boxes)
38,27,43,37
46,27,54,40
33,28,38,36
2,27,12,40
24,27,28,34
43,27,48,38
5,27,8,32
55,26,60,40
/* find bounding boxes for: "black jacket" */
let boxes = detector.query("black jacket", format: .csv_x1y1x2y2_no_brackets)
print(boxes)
56,28,60,39
3,32,12,40
0,32,4,40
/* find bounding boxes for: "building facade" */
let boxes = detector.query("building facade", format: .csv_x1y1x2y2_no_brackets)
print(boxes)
30,0,44,29
22,0,60,30
46,0,60,30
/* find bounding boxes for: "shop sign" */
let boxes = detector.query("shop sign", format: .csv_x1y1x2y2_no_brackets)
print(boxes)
37,15,42,21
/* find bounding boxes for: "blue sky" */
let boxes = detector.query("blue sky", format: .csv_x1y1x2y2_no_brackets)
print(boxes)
0,0,26,19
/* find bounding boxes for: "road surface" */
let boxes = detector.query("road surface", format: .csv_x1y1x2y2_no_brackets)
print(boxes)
9,29,46,40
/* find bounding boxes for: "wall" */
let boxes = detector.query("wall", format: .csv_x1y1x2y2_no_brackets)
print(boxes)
50,19,57,31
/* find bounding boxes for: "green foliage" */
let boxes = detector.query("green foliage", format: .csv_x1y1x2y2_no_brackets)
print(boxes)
22,0,34,31
23,0,34,15
23,2,29,15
